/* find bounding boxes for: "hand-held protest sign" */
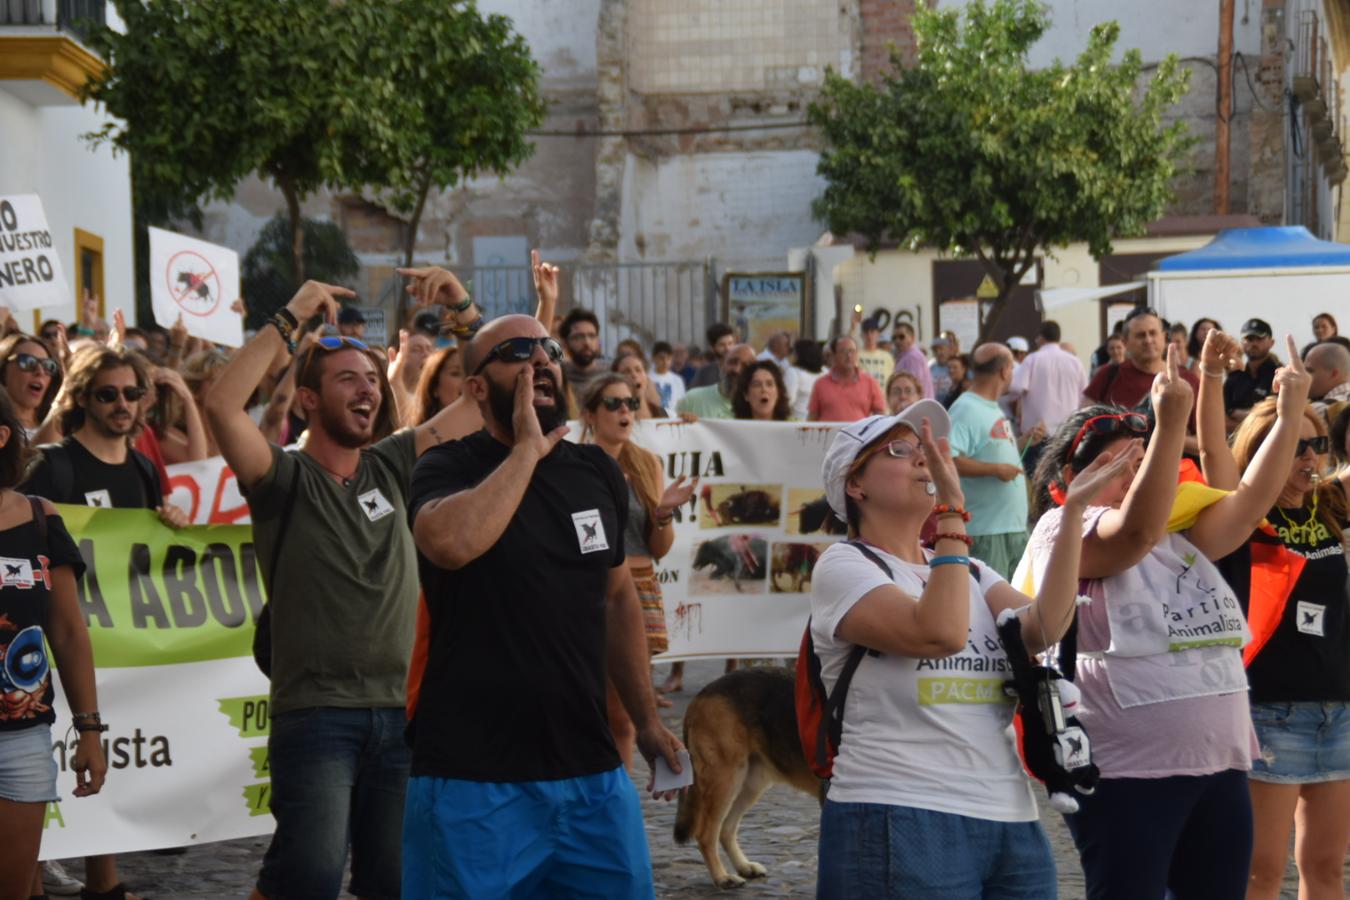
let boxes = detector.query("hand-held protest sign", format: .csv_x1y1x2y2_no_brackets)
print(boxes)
149,227,243,347
0,195,71,311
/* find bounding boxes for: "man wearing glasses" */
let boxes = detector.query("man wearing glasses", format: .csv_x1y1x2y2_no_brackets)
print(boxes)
403,313,685,898
205,275,480,900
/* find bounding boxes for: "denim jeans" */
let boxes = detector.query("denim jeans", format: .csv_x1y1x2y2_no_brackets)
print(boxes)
817,800,1056,899
256,707,410,900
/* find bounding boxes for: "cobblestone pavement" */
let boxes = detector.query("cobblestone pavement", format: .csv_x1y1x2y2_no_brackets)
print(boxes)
85,661,1336,898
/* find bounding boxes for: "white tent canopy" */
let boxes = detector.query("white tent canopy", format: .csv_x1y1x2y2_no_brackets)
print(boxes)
1037,282,1144,310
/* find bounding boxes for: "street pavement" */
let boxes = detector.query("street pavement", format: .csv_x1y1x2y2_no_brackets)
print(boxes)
90,660,1336,898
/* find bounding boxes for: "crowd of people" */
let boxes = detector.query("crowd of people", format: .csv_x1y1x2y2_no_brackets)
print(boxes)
0,268,1348,899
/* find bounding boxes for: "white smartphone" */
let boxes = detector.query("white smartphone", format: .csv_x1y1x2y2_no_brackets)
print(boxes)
651,749,694,792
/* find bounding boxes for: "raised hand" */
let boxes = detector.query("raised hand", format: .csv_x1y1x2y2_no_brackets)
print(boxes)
152,366,192,400
397,265,468,311
284,280,353,325
1151,342,1194,426
1272,334,1312,417
531,249,559,309
109,308,128,347
917,417,964,506
1200,329,1242,375
658,475,699,517
1063,439,1145,509
387,329,409,386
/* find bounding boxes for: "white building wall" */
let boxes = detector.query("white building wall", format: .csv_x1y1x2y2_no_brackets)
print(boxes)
480,0,600,87
0,91,133,326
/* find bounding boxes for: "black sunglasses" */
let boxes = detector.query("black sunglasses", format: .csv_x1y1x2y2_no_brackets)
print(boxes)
8,352,60,378
1297,436,1329,456
91,385,147,404
472,336,563,375
1069,412,1150,458
599,396,641,412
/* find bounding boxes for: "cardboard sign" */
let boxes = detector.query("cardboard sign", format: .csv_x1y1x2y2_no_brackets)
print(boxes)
0,195,71,311
149,227,243,347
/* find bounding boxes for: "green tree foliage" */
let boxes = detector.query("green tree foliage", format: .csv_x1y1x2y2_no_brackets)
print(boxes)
81,0,542,296
809,0,1192,338
241,215,360,329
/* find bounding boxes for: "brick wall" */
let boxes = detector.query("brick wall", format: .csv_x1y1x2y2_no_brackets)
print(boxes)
860,0,917,81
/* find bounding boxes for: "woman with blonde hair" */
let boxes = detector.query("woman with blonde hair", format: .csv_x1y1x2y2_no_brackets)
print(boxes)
580,373,696,757
884,369,922,414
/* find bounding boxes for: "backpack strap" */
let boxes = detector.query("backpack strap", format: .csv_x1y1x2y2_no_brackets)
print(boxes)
36,442,74,504
130,448,162,508
27,495,47,543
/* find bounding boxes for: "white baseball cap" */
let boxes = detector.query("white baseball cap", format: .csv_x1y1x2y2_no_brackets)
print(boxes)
1007,336,1030,352
821,399,951,522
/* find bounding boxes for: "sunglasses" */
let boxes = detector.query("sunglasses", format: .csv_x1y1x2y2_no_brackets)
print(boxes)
599,396,641,412
91,385,147,404
1068,413,1150,458
298,336,372,385
472,336,564,375
8,352,60,378
1297,436,1329,456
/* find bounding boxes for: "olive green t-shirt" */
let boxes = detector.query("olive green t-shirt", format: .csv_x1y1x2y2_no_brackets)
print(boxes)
247,430,418,715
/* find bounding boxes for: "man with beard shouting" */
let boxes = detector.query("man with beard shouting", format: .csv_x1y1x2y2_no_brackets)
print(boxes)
206,278,477,900
402,313,685,899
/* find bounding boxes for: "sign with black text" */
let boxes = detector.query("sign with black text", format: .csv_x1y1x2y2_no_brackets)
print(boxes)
0,195,70,310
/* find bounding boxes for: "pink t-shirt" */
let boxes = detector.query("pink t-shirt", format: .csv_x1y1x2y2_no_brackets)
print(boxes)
1023,505,1258,779
808,370,886,422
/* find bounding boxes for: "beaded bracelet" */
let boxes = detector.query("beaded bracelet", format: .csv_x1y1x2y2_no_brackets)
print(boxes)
447,293,474,314
929,555,971,568
932,531,974,548
1200,364,1227,378
932,504,971,522
448,315,484,338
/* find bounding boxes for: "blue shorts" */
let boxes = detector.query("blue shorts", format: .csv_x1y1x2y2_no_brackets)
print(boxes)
1250,701,1350,784
817,800,1056,899
0,725,58,804
402,766,654,900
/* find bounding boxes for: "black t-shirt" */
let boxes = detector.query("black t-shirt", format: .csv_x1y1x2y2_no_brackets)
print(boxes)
408,431,628,782
0,503,86,731
1221,486,1350,702
20,437,160,509
1223,356,1280,415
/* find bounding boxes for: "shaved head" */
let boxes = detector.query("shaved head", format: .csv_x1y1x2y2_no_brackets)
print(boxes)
463,314,547,375
1305,341,1350,400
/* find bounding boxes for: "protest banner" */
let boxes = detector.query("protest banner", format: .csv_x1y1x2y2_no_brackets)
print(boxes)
165,454,250,525
148,227,243,347
39,507,273,859
0,194,71,311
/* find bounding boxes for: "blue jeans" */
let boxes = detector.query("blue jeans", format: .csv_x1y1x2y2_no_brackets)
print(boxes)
256,707,410,900
817,801,1056,899
402,767,653,899
1063,768,1252,900
1250,701,1350,783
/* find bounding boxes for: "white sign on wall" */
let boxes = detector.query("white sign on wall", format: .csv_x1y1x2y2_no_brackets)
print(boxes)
149,227,243,347
0,195,71,311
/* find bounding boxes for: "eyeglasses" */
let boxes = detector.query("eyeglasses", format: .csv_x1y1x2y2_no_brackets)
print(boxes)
883,439,922,459
1297,436,1329,456
599,396,641,412
298,336,371,385
472,336,564,375
1068,413,1150,458
8,353,59,378
91,385,147,404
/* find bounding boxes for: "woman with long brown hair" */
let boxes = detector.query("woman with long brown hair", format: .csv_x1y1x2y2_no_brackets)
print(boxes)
612,353,666,418
580,373,696,761
0,333,61,441
731,360,791,421
408,345,465,427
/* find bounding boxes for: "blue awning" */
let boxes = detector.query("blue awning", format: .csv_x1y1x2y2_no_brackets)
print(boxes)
1154,226,1350,271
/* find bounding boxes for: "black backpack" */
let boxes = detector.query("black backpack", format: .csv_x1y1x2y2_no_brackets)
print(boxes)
37,441,161,507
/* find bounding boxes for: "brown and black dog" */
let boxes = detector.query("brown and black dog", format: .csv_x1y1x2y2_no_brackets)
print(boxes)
674,667,822,888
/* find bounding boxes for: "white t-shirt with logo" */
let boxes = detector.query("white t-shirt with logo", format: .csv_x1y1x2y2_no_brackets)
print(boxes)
809,541,1038,822
648,370,686,411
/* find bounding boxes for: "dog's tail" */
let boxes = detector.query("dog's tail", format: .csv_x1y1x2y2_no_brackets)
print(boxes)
673,717,697,844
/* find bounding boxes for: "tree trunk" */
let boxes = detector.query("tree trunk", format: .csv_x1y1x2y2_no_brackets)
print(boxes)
280,178,304,288
398,173,432,327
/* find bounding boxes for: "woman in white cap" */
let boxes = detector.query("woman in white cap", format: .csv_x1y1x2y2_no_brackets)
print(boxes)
810,398,1139,898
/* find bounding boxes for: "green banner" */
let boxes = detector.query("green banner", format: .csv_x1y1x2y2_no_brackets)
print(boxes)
58,505,264,668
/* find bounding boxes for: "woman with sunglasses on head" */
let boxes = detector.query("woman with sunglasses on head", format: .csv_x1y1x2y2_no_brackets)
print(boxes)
811,399,1137,898
1195,336,1350,900
580,374,697,741
732,360,792,421
1020,339,1311,900
0,333,62,441
0,393,108,900
613,352,667,419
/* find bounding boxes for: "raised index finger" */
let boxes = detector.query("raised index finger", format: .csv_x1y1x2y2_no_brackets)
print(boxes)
531,249,540,269
1165,341,1180,380
1284,334,1305,373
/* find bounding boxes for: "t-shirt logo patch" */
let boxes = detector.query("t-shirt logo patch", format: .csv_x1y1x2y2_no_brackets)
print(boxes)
1296,601,1326,637
0,557,35,588
571,509,609,554
358,488,395,523
84,489,112,508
